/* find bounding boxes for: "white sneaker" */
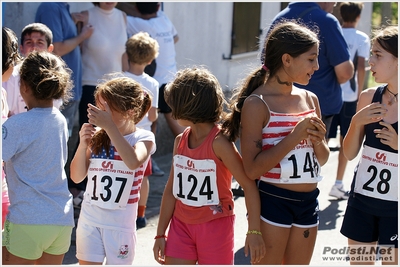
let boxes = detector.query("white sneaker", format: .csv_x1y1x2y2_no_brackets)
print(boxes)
329,185,350,200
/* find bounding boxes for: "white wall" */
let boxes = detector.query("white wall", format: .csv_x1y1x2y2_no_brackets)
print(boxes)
2,2,373,92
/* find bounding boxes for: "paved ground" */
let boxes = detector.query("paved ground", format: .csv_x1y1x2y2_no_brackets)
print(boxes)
62,135,371,266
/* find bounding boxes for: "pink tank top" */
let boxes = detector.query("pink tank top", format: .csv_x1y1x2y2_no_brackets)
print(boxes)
172,125,234,224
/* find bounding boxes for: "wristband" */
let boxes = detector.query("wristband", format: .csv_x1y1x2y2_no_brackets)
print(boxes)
246,230,262,235
154,234,167,239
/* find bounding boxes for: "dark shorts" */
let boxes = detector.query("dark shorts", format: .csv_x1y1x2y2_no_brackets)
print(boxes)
158,83,172,114
341,205,398,248
257,181,320,228
328,101,357,139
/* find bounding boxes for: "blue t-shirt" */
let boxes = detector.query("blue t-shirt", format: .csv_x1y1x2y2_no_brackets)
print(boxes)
35,2,82,101
267,2,351,116
2,107,74,226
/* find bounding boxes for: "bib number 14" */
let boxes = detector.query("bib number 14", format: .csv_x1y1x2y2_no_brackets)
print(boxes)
287,152,319,179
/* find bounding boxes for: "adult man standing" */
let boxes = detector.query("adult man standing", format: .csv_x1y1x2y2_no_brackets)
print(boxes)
266,2,354,136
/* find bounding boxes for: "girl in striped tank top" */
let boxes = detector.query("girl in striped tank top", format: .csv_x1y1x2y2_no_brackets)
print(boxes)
223,20,330,264
70,76,156,264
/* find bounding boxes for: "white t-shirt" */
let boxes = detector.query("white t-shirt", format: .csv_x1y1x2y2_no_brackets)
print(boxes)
123,71,159,131
127,10,178,85
341,28,370,102
81,6,127,86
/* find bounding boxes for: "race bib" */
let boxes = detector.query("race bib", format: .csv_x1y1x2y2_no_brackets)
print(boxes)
354,145,398,201
85,159,135,209
279,139,322,183
172,155,220,207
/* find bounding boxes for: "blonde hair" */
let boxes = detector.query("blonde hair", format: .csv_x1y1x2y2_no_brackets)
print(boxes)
126,31,159,65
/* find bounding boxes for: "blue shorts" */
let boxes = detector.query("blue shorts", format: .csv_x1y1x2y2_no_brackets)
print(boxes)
257,181,320,228
328,101,357,138
341,205,398,248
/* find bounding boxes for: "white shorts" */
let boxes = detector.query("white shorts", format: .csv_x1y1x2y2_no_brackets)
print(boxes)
76,220,137,264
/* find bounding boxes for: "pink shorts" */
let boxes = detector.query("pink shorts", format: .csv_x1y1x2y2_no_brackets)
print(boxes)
165,215,235,264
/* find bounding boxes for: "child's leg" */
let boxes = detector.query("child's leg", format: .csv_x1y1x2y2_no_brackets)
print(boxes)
35,252,66,265
257,221,292,265
283,225,318,264
2,246,35,265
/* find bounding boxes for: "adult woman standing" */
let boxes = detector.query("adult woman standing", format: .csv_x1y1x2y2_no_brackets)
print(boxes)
79,2,127,129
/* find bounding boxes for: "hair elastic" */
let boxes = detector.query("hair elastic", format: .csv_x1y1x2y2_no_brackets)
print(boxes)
262,65,269,71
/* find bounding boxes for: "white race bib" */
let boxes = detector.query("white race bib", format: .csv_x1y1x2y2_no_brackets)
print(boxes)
279,139,322,183
172,155,220,207
85,158,135,209
354,145,398,201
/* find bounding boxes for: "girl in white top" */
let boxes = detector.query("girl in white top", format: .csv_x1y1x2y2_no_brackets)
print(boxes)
70,76,156,265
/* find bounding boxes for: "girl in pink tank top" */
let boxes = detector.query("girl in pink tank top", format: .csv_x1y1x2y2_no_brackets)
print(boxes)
153,67,266,265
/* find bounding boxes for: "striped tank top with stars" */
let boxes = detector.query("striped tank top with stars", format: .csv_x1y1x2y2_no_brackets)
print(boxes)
91,146,145,205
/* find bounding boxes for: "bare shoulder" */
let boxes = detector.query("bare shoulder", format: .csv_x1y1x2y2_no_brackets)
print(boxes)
213,131,236,159
359,87,378,103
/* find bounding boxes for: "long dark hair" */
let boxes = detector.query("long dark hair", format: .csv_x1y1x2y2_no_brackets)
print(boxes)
222,20,319,142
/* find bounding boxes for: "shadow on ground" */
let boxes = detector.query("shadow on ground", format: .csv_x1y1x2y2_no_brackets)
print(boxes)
318,200,345,231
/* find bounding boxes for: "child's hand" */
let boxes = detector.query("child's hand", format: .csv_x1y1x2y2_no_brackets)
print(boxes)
354,102,387,127
292,117,315,141
307,117,326,146
79,123,95,148
374,121,398,150
87,103,114,131
153,238,166,265
244,233,266,264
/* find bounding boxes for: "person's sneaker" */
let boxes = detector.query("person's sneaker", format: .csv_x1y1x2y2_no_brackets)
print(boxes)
151,159,164,177
136,216,147,229
329,185,350,200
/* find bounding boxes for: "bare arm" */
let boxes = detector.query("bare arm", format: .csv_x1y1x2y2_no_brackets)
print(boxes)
173,34,179,44
53,11,93,57
87,103,154,170
153,135,181,264
357,56,367,97
122,52,129,72
70,123,95,183
147,106,158,123
343,88,388,160
240,97,309,180
213,134,265,264
334,60,354,84
53,25,93,57
308,94,330,166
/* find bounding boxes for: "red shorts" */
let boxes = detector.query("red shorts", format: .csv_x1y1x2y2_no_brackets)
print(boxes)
165,215,235,264
144,157,152,177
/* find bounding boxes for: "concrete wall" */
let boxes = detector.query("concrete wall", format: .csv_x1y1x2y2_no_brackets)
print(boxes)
2,2,374,157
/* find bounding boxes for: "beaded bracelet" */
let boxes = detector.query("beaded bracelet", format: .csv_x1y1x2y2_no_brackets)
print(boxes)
246,230,262,236
154,234,167,239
